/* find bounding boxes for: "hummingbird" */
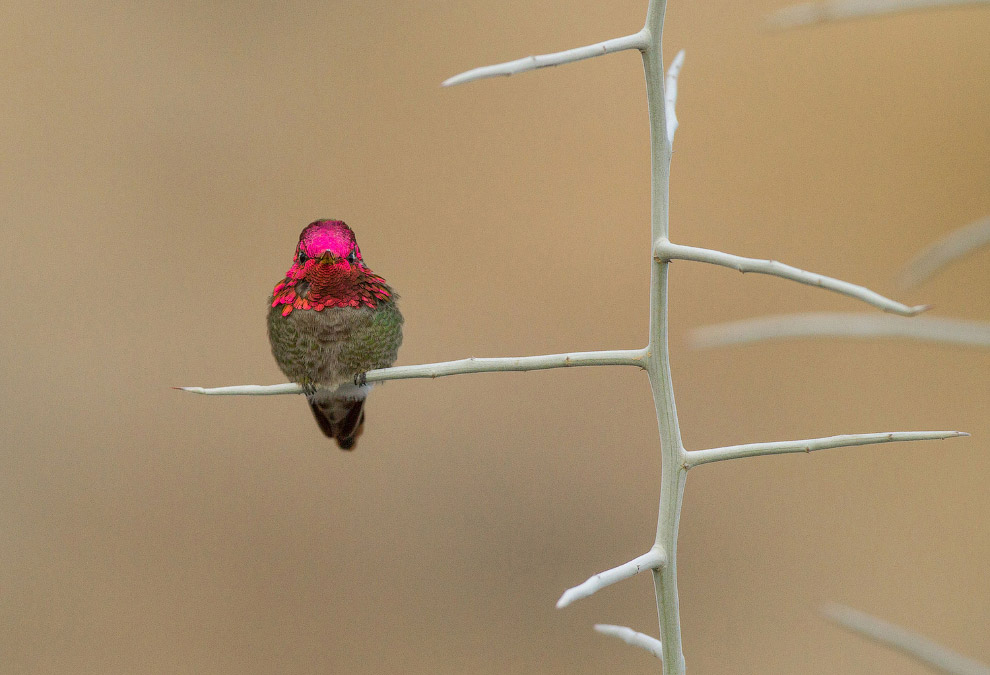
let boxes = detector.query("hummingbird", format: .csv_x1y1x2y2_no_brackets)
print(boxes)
267,219,403,450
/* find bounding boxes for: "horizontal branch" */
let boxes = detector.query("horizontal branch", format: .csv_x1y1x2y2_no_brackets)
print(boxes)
176,383,304,396
691,313,990,349
768,0,990,29
594,624,664,660
556,548,665,609
442,29,649,87
900,216,990,289
361,349,647,384
685,431,968,467
823,603,990,675
654,239,927,316
177,349,647,395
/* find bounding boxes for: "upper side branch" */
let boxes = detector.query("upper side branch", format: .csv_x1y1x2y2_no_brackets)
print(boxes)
823,604,990,675
768,0,990,29
177,348,647,395
684,431,968,467
442,29,650,87
900,216,990,289
691,313,990,349
654,239,928,316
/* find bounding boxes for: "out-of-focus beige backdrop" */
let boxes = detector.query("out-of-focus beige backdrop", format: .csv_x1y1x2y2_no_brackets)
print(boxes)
2,1,988,673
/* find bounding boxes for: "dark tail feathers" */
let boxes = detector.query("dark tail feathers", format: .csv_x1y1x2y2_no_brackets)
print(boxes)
309,398,366,450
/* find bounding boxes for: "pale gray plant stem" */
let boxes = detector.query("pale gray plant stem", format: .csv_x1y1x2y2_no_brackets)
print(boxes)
823,604,990,675
641,3,689,670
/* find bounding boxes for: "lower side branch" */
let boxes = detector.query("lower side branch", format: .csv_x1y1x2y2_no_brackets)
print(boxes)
556,548,665,608
594,624,664,659
685,431,968,467
823,604,990,675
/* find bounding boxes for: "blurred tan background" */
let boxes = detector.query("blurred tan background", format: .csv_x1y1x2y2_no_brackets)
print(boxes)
2,1,988,673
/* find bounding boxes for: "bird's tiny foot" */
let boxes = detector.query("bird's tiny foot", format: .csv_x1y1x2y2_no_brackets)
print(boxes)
300,381,319,398
354,372,368,386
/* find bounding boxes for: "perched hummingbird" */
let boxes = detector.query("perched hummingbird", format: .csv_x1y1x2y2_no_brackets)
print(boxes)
268,220,403,450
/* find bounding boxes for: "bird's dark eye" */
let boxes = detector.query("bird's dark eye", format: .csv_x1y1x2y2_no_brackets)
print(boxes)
297,250,309,263
347,251,358,264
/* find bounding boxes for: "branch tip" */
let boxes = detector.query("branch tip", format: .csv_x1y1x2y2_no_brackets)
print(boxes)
664,49,685,143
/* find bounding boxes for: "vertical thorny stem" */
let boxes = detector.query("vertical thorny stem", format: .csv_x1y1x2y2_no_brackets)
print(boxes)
643,1,687,672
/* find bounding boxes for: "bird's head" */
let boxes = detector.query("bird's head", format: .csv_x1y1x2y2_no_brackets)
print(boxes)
290,219,364,278
272,220,391,316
